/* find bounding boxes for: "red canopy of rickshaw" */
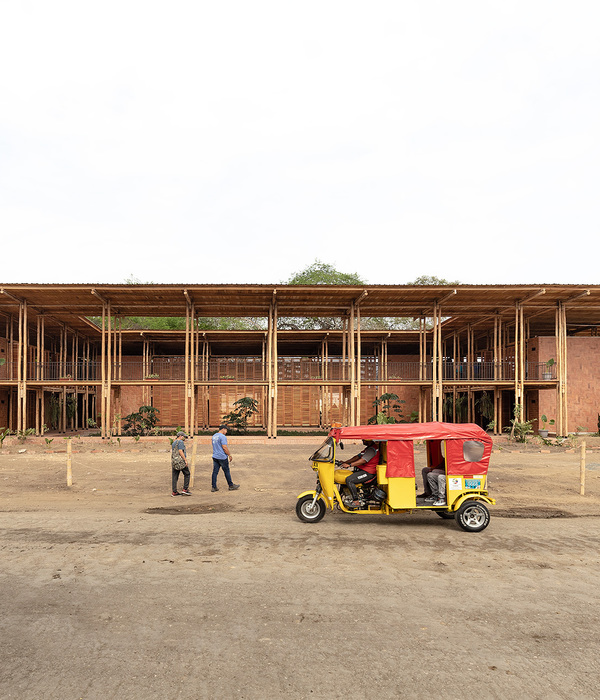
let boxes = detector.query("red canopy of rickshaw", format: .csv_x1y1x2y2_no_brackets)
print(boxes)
329,422,492,477
329,422,491,443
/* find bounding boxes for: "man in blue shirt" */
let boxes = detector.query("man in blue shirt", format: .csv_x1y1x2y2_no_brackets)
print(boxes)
211,425,240,492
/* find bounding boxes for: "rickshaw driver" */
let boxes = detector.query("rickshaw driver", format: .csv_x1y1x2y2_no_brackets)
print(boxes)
338,440,380,508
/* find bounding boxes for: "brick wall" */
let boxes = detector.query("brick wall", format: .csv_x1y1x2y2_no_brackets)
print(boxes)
534,336,600,433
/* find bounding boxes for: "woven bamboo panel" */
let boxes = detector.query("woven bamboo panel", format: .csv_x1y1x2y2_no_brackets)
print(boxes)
153,385,186,427
0,388,9,426
277,386,321,426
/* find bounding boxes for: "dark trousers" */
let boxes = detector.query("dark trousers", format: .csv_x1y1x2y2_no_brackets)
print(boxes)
172,467,190,492
345,470,376,500
212,458,233,488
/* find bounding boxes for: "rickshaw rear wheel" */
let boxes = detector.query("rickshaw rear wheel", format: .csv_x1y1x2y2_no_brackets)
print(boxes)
296,495,326,523
436,510,455,520
456,500,490,532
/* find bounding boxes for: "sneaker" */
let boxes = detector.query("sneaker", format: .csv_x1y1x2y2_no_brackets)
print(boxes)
211,486,219,492
171,491,181,497
433,499,447,507
416,493,430,499
181,489,192,496
228,484,240,491
424,496,436,502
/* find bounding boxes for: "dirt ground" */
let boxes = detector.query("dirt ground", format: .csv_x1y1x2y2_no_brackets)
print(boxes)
1,438,600,699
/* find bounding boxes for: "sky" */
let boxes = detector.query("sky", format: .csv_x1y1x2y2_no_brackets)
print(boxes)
1,1,599,286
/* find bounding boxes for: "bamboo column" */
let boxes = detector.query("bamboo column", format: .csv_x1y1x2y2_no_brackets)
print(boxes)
513,303,520,421
273,300,278,438
106,302,112,437
203,337,209,429
555,305,562,436
519,304,525,421
342,317,347,381
9,313,14,381
356,306,362,425
437,304,443,420
324,336,329,427
100,303,106,438
419,317,424,381
267,304,273,437
36,315,41,382
431,304,438,421
190,306,196,436
22,301,28,432
319,339,325,428
119,318,122,381
184,302,190,435
261,335,266,429
349,302,355,425
560,302,568,435
16,303,22,432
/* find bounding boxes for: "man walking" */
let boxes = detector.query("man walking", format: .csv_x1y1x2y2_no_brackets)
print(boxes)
211,424,240,492
171,430,192,496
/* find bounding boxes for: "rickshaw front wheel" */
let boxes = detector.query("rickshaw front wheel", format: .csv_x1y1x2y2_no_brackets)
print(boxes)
456,500,490,532
296,495,326,523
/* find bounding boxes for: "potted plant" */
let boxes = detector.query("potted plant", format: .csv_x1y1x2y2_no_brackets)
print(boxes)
539,414,555,438
542,358,555,380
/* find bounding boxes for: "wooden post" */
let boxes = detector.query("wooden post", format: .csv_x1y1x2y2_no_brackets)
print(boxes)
580,440,586,496
66,437,72,487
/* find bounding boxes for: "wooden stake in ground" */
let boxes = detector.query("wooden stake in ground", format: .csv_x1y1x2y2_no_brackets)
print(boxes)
66,437,72,487
190,439,197,488
580,440,586,496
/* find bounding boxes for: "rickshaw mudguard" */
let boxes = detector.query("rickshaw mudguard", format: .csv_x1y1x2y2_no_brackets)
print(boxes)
450,493,496,511
296,491,331,510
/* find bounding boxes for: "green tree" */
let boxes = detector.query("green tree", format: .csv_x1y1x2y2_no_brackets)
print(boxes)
286,259,364,286
409,275,459,285
368,393,406,424
280,260,366,330
123,405,160,436
222,397,260,434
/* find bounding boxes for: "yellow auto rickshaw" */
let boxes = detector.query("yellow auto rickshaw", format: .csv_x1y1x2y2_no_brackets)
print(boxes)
296,422,495,532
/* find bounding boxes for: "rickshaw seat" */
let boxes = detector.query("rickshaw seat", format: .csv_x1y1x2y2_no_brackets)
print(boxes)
334,469,353,484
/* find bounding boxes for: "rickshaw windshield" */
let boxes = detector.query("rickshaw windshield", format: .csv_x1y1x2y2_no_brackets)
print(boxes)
309,437,335,463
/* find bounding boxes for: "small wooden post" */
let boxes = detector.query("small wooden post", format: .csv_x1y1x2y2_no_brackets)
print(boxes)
580,440,586,496
66,437,72,487
190,438,197,488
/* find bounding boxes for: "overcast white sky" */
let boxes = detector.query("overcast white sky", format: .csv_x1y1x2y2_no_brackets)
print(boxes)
1,1,598,286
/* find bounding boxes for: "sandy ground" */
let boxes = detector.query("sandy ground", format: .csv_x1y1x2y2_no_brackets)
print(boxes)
1,440,600,699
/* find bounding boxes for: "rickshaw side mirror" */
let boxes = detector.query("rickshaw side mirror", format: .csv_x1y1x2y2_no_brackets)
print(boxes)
339,441,344,450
